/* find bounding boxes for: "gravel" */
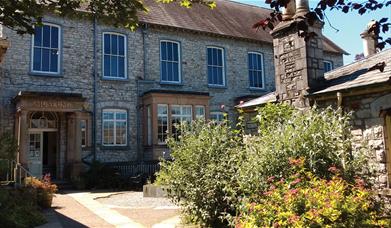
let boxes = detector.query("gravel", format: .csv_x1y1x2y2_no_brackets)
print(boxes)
95,191,178,209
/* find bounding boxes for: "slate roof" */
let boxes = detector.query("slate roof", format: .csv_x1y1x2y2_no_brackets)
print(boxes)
236,92,277,108
312,48,391,95
139,0,346,54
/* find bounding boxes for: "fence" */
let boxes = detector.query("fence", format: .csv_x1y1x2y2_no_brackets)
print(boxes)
105,161,161,178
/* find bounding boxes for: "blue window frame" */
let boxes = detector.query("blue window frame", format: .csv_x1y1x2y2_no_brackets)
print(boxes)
160,40,181,83
248,52,264,89
207,47,225,86
31,23,61,74
323,60,333,72
103,33,127,79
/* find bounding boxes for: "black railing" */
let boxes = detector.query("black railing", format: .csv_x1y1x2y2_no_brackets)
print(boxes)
105,161,160,178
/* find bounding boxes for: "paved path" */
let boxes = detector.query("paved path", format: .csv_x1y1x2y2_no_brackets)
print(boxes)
37,191,182,228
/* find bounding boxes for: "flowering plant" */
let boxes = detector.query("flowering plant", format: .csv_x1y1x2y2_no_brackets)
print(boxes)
25,174,57,208
237,157,390,227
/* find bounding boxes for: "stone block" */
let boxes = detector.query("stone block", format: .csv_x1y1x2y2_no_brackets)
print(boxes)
143,184,167,198
376,149,386,163
351,128,362,136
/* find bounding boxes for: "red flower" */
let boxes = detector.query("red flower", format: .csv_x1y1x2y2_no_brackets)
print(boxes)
290,188,299,195
291,178,301,186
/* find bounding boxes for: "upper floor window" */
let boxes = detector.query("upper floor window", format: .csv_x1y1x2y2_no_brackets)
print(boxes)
323,60,333,72
207,47,225,86
102,109,127,146
160,40,181,83
103,33,126,79
248,52,264,89
31,24,61,74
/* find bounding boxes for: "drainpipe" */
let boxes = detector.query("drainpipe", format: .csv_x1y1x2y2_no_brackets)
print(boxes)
337,92,343,108
92,16,97,161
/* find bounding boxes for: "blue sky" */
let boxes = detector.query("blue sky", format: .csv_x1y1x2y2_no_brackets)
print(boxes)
233,0,391,64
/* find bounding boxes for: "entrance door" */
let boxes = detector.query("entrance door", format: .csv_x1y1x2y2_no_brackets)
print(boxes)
28,132,43,178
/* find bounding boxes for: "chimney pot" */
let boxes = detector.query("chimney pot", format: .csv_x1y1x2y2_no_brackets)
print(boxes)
361,20,378,57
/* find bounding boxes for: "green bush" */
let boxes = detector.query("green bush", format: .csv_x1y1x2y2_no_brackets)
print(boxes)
157,120,243,227
237,157,390,227
80,161,123,189
0,188,46,228
0,131,17,160
157,104,372,227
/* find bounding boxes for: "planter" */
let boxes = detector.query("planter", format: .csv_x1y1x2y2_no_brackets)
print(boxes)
37,190,54,208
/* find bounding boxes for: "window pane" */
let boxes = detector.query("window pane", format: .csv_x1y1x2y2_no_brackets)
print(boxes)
207,48,212,65
104,34,110,54
34,27,42,47
167,62,173,81
173,63,179,82
161,42,167,60
104,55,110,77
216,49,222,66
158,105,168,115
116,112,127,120
103,112,114,120
42,25,51,48
217,67,223,84
118,35,125,55
171,106,181,115
111,35,118,55
33,48,41,71
50,49,58,72
257,54,262,70
173,43,179,61
167,42,173,60
161,62,167,81
103,121,114,145
115,121,126,145
110,56,118,77
51,27,59,48
118,57,125,78
208,66,213,84
42,49,50,71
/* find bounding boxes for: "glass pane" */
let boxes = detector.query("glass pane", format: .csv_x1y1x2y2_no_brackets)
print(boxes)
118,57,125,78
111,35,118,55
158,105,167,115
42,49,50,71
213,67,218,84
104,34,110,54
103,112,114,120
257,71,263,87
248,54,253,69
216,49,222,66
50,49,58,72
103,121,114,145
183,106,192,115
42,25,51,48
110,56,118,77
33,48,41,71
118,35,125,56
207,66,213,84
116,112,127,120
217,67,223,85
34,26,42,47
51,27,59,48
161,42,167,60
207,48,212,65
161,62,167,81
257,54,262,70
173,63,179,82
167,42,173,60
104,55,110,77
167,62,173,81
173,43,179,61
249,71,254,87
253,54,257,70
115,121,126,145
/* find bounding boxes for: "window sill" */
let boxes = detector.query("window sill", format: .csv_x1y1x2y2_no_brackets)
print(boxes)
100,145,130,150
29,71,63,78
208,85,227,89
101,77,129,82
160,81,183,86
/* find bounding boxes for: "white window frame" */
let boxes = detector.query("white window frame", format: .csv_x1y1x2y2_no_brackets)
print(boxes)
102,32,127,79
248,52,265,89
147,105,152,146
160,40,181,83
102,109,127,146
171,105,192,139
31,23,61,75
207,46,225,86
195,105,206,119
323,60,333,72
210,111,225,123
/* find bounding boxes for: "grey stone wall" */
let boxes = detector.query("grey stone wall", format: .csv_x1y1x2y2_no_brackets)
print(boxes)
139,27,276,122
316,91,391,188
323,51,344,69
0,14,140,162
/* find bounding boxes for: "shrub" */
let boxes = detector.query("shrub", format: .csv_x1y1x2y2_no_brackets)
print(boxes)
157,104,372,227
81,161,123,189
0,188,46,228
25,174,58,208
237,158,390,227
0,131,17,160
157,120,243,227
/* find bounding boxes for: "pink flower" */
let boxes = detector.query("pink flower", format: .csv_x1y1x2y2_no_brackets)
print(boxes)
328,166,340,174
269,185,276,191
220,104,225,110
267,176,275,183
290,188,299,195
291,178,301,186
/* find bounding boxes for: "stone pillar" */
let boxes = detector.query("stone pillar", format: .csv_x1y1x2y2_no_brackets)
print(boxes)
18,111,29,166
271,19,325,108
66,112,83,179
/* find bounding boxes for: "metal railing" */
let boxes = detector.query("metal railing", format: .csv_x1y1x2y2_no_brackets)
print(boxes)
106,161,160,178
0,159,34,187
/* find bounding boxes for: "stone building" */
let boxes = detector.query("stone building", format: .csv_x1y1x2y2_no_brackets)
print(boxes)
0,0,345,179
237,1,391,188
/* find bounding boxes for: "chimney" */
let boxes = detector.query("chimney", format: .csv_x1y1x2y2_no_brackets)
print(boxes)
0,25,10,64
271,0,324,108
360,20,378,58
